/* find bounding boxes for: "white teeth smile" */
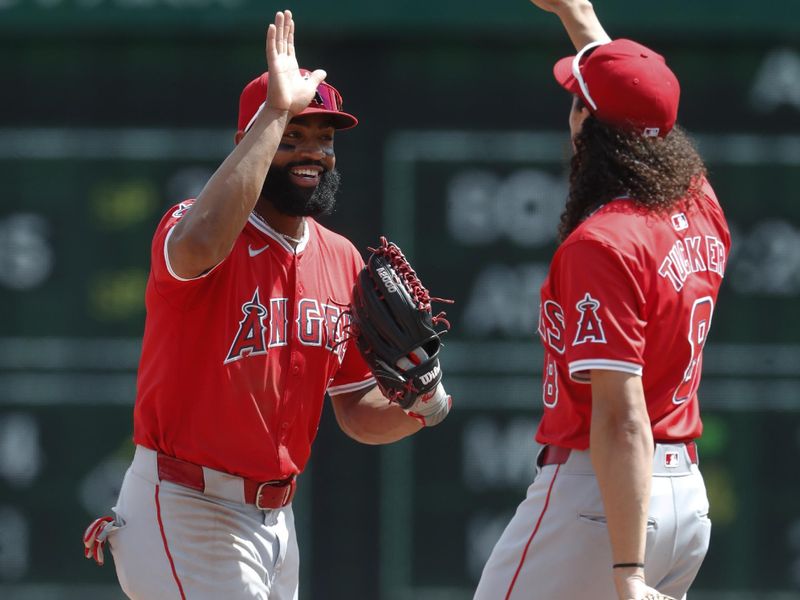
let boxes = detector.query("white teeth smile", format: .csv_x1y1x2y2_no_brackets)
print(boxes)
291,168,319,178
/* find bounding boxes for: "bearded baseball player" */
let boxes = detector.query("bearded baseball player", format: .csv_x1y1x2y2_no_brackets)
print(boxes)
474,2,730,600
81,10,452,599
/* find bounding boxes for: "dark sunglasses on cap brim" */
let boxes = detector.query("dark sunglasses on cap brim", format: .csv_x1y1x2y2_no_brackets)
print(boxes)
309,82,343,112
244,81,345,132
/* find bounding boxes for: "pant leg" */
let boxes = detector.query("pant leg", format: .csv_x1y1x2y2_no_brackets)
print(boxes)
474,449,676,600
474,460,620,600
108,465,184,600
654,465,711,599
109,451,296,600
268,505,300,600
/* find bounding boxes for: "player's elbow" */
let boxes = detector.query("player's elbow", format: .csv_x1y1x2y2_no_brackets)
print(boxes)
330,390,411,445
333,406,387,445
341,422,386,445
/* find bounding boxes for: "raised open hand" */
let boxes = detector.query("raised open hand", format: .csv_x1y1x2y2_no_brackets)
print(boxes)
529,0,578,14
264,10,327,118
528,0,610,50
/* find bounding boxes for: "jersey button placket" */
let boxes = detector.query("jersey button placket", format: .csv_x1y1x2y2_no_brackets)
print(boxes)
292,258,305,379
279,257,300,448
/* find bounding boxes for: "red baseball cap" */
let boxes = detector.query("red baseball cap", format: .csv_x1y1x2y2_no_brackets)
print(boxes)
237,69,358,132
554,39,680,137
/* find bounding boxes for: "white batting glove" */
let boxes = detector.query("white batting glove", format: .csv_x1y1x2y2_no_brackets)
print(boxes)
405,382,452,427
83,516,118,566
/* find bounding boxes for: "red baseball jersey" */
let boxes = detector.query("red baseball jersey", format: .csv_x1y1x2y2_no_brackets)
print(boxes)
536,178,730,449
133,201,375,481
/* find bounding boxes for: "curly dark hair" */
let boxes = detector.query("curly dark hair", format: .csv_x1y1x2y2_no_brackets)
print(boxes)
558,112,707,242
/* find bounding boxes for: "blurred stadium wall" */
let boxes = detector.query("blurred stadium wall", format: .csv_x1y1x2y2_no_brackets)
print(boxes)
1,2,799,599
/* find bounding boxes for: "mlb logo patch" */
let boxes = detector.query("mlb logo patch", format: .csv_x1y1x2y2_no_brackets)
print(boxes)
664,451,680,468
671,213,689,231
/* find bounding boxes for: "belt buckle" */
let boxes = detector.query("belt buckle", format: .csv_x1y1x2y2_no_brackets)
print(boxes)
255,479,292,510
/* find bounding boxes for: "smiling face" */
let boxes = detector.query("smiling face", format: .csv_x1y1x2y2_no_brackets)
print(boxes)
259,114,341,217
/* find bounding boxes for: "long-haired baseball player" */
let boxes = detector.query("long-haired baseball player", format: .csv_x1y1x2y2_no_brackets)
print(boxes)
82,10,451,599
474,2,730,600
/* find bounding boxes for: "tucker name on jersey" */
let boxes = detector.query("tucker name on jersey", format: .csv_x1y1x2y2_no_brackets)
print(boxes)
658,234,726,292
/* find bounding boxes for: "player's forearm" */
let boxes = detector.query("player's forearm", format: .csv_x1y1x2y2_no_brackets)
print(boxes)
590,373,652,596
591,416,652,561
169,108,290,276
550,0,612,50
331,386,423,445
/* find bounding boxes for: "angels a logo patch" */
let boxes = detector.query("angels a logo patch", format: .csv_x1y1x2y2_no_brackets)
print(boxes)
573,293,607,345
225,288,269,363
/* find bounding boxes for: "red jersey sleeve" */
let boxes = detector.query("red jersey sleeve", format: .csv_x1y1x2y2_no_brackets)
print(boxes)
327,335,375,396
555,239,647,383
149,201,228,306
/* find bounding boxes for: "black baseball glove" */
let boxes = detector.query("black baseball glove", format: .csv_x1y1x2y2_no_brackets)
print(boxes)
349,237,453,425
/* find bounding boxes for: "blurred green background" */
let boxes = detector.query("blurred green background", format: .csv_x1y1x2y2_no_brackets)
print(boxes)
1,1,799,599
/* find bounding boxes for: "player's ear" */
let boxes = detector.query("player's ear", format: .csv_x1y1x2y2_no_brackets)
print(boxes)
234,130,245,145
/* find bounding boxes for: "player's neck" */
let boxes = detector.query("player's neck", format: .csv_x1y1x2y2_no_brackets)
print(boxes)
254,202,306,247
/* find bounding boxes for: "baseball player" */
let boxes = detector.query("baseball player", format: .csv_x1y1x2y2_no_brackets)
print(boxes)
82,10,451,599
473,1,730,600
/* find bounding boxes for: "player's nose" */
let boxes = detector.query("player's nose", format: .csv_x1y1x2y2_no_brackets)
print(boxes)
294,141,327,160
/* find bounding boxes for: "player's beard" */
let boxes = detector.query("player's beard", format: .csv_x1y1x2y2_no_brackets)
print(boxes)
260,162,341,217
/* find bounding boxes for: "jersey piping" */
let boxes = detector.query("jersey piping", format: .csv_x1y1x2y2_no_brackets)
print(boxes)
163,226,224,282
328,377,376,396
568,358,644,382
504,464,562,600
248,212,310,254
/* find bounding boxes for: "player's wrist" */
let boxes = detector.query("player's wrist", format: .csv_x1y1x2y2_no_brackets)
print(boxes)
612,562,645,579
259,105,292,126
612,566,647,600
405,382,452,427
613,562,645,570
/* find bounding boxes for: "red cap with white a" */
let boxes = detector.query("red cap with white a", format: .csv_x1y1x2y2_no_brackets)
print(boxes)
237,69,358,133
554,39,680,137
